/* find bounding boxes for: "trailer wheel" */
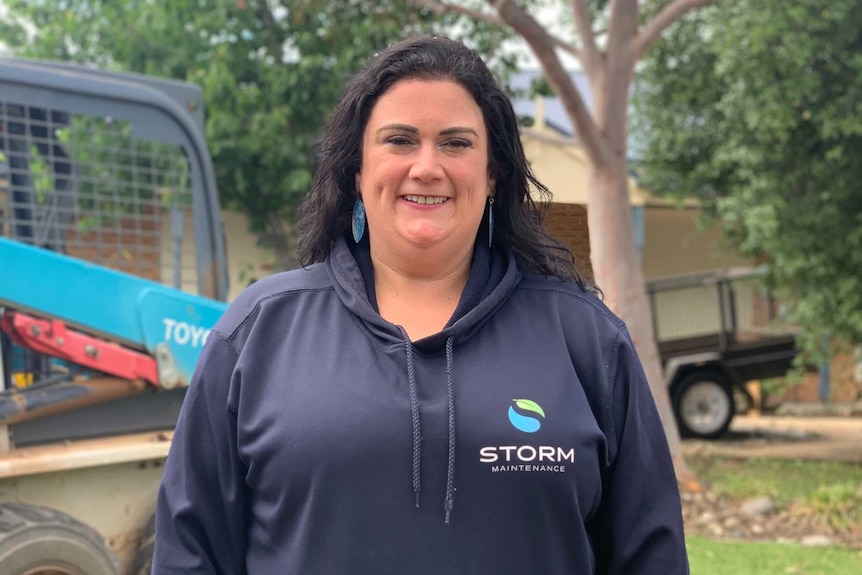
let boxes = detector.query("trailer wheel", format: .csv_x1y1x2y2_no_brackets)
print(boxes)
0,504,120,575
130,514,155,575
672,371,735,439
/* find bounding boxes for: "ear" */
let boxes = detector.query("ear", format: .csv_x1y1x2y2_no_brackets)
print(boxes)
488,176,496,198
355,173,362,199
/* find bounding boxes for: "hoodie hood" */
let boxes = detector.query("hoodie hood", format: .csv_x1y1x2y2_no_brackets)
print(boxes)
325,235,521,352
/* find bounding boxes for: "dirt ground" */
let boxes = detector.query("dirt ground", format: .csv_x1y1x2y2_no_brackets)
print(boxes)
682,414,862,463
680,413,862,548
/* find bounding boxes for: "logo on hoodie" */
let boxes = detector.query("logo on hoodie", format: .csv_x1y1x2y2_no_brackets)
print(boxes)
508,399,545,433
479,399,570,472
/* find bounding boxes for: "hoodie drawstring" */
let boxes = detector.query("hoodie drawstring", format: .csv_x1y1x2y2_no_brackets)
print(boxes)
443,336,456,524
399,329,458,523
401,327,422,509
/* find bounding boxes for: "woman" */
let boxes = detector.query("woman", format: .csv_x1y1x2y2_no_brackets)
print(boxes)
153,35,687,574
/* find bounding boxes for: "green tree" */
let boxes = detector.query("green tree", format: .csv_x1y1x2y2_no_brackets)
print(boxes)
0,0,510,267
634,0,862,357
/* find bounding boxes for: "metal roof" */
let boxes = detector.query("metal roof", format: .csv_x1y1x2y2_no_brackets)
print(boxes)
509,69,591,138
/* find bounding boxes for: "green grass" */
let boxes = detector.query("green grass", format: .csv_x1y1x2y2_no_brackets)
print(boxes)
685,456,862,572
688,455,862,507
688,536,862,574
804,482,862,532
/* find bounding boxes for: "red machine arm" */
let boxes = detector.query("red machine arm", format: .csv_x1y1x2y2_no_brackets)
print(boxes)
1,311,160,386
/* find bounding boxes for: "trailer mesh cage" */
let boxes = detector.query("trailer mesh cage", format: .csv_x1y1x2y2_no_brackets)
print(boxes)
647,268,798,357
0,60,226,425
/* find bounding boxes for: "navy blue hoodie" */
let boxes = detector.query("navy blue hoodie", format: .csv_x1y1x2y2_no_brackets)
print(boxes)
153,237,688,574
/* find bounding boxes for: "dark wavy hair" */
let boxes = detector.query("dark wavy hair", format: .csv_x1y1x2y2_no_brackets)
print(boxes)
297,34,587,288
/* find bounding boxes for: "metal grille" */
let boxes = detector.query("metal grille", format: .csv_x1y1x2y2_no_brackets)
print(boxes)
649,271,793,343
652,283,728,342
0,100,200,294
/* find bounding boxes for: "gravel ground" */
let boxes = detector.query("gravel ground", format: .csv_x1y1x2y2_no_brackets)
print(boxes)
680,413,862,548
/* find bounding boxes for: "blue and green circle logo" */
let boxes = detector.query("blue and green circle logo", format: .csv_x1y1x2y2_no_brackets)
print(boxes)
508,399,545,433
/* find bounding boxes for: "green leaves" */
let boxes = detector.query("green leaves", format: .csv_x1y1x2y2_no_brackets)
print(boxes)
634,0,862,352
29,145,53,204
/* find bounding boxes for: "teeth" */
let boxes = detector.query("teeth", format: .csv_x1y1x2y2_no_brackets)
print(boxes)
404,195,447,205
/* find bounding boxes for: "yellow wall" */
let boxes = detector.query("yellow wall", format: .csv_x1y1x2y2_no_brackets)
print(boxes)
642,206,749,280
220,210,278,301
154,209,279,301
521,128,649,206
522,131,591,205
520,126,749,280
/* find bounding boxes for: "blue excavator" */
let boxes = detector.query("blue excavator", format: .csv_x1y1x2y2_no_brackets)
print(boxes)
0,59,230,574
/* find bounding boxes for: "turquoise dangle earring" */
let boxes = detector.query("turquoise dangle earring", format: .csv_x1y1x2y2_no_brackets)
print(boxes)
487,197,495,247
352,197,366,243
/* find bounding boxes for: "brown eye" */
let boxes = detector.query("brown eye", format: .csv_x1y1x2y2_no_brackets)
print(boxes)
385,136,413,146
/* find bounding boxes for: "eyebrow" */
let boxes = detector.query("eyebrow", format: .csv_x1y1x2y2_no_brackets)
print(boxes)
376,124,479,137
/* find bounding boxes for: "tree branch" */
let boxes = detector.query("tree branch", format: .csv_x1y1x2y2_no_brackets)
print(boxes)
404,1,601,160
633,0,719,61
607,0,637,51
257,0,282,64
408,0,580,57
409,0,503,26
570,0,602,74
488,0,607,168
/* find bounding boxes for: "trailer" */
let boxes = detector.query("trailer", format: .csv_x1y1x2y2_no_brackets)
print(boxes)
0,59,228,574
647,267,799,439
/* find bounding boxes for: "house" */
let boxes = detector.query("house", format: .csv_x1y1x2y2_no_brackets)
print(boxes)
509,71,859,405
508,70,748,282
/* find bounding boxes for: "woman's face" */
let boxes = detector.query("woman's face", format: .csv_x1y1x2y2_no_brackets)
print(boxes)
356,79,494,257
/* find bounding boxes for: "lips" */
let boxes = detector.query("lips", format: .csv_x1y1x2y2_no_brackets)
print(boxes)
402,195,448,205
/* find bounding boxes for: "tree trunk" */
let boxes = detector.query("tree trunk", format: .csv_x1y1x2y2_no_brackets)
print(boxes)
587,162,695,485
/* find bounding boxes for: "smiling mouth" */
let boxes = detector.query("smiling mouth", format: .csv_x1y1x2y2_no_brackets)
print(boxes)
403,195,448,205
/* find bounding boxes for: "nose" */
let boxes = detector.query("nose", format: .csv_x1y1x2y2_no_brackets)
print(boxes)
408,143,444,183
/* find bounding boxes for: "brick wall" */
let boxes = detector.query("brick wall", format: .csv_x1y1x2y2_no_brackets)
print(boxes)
65,209,162,282
543,202,593,281
780,353,860,403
